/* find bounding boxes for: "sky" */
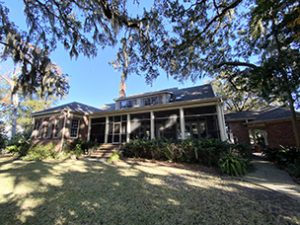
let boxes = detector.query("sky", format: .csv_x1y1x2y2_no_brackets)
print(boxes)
1,1,210,108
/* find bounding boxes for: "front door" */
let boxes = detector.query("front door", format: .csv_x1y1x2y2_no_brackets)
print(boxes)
112,122,121,144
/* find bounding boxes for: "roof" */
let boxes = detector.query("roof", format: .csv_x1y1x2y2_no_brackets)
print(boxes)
171,84,215,102
32,84,217,116
253,107,300,122
116,84,215,102
225,107,300,123
225,111,260,122
115,88,177,101
32,102,101,116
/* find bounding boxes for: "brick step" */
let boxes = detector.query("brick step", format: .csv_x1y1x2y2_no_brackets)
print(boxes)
91,144,121,151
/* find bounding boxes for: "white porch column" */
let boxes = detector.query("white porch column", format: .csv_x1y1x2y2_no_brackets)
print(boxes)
87,117,91,141
126,114,131,143
150,111,155,139
180,108,186,140
217,103,227,141
104,116,109,143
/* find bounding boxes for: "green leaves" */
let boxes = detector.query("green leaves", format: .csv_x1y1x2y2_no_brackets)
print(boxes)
218,153,248,176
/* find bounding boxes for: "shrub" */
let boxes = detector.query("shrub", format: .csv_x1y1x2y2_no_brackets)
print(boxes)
122,138,251,176
0,122,7,151
107,151,121,163
263,146,300,166
287,158,300,178
5,135,31,156
22,143,56,160
263,146,300,179
218,153,248,176
66,139,97,157
196,139,230,166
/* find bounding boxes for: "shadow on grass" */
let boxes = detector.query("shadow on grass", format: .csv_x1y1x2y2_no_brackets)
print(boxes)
0,158,299,225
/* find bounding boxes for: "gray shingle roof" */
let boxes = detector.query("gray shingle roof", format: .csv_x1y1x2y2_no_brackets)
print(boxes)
225,107,300,123
225,111,260,121
32,102,101,116
254,107,300,122
33,84,217,116
171,84,215,102
116,84,215,102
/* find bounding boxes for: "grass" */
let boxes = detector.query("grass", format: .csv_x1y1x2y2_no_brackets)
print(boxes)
0,155,300,225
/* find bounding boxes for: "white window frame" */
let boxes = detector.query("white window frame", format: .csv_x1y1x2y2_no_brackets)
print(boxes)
53,119,60,138
70,118,80,138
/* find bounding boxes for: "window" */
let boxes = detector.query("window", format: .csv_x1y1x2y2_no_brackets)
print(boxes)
119,99,137,109
46,123,52,138
143,96,163,106
34,119,41,130
70,119,80,138
53,119,62,138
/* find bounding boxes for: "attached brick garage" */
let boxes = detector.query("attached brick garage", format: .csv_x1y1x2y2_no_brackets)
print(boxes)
226,107,300,148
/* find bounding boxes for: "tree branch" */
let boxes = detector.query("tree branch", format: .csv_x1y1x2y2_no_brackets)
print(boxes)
217,61,259,69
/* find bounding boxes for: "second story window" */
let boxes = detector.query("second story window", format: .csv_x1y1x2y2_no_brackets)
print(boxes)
120,99,137,109
143,96,163,106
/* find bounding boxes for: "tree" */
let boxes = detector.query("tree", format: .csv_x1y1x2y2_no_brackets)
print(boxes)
0,121,7,150
1,0,299,145
211,78,270,113
0,66,58,137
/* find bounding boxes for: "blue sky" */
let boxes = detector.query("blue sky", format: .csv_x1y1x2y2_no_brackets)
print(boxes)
2,1,210,108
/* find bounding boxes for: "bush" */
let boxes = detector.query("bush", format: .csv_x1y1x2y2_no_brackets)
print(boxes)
263,146,300,166
218,153,248,176
0,122,7,151
122,138,251,176
66,139,97,157
287,158,300,178
22,143,56,160
263,146,300,178
107,151,121,163
5,135,31,156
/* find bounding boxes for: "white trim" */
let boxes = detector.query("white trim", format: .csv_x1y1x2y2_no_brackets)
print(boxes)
180,107,186,140
87,117,91,141
126,114,131,143
112,122,122,144
60,110,68,151
91,98,220,118
104,116,109,143
217,104,227,141
69,118,80,139
150,111,155,139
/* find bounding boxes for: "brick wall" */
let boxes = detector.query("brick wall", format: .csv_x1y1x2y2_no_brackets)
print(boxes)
32,112,90,151
227,121,250,145
265,120,300,148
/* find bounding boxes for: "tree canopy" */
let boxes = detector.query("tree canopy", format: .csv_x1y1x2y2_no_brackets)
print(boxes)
1,0,299,145
0,0,299,102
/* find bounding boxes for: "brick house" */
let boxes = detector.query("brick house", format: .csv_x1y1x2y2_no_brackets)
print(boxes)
226,107,300,148
31,84,227,150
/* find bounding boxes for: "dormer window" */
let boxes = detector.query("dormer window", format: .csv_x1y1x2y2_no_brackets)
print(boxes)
143,96,163,106
119,99,137,109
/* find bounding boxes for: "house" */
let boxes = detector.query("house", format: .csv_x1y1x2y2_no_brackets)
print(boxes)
226,107,300,148
31,84,227,150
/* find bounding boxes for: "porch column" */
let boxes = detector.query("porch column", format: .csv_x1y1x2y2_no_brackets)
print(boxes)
150,111,155,139
126,114,131,143
217,103,227,141
104,116,109,143
87,117,91,141
180,108,186,140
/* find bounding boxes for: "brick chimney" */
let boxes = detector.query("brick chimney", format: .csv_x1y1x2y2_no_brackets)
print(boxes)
119,74,126,98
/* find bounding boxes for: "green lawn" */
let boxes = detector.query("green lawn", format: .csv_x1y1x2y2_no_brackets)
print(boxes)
0,156,300,225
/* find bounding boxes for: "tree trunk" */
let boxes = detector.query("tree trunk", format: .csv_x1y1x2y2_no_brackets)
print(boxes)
10,91,19,138
288,95,300,149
